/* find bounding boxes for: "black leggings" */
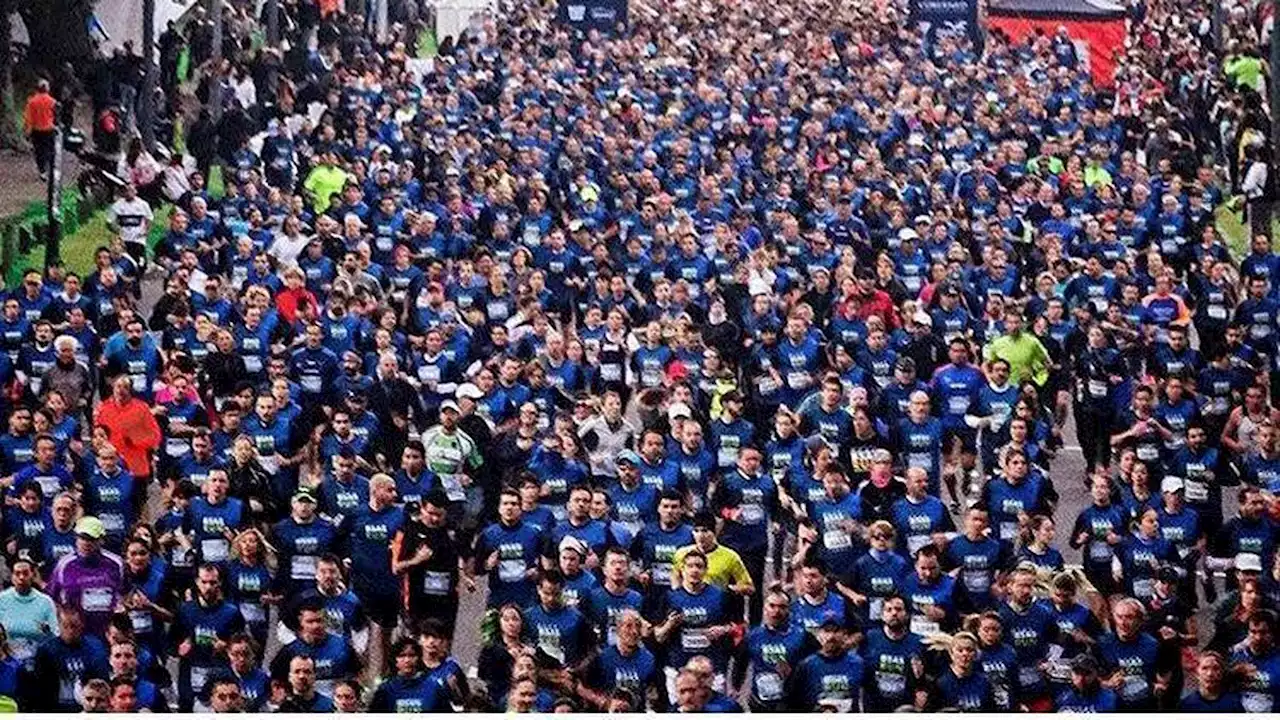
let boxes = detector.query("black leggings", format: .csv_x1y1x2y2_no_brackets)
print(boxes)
1075,408,1111,474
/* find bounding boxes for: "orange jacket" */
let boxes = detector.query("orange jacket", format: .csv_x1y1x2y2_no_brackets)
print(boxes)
95,397,162,478
23,91,55,134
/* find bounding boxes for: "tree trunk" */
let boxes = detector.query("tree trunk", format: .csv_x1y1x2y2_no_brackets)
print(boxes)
0,0,26,151
17,0,95,74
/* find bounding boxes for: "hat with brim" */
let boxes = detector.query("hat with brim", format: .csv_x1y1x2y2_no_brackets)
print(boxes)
75,516,106,540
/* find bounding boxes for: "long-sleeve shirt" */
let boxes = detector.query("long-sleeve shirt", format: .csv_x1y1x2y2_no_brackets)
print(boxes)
95,396,163,478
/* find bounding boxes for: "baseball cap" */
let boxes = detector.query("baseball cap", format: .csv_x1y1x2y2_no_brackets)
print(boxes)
440,399,461,414
616,449,642,467
456,383,484,400
75,516,106,540
558,536,588,557
667,402,693,420
1236,553,1264,573
1160,476,1185,494
291,488,318,504
912,310,932,326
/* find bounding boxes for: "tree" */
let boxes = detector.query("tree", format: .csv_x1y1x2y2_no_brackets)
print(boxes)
16,0,95,73
0,0,27,151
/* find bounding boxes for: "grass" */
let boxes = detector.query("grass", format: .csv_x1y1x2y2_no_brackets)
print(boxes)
29,164,226,278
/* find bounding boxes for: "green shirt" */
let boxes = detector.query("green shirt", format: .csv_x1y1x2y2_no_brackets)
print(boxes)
303,165,350,213
1225,55,1263,92
983,331,1051,386
1084,164,1113,188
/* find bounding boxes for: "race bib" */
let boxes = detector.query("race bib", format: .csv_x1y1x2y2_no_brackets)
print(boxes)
499,559,527,583
875,671,906,696
440,474,467,502
907,534,931,555
868,597,885,622
1089,542,1114,562
202,538,230,563
999,521,1018,542
824,528,852,551
910,615,941,637
240,602,266,624
129,609,153,634
755,672,784,701
1120,673,1149,700
290,554,318,580
191,666,210,693
1243,691,1274,713
962,569,991,594
1132,578,1154,598
681,628,710,650
423,571,451,595
82,587,113,613
1185,479,1209,503
166,437,192,457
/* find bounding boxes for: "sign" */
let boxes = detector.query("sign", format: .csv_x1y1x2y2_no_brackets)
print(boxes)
908,0,980,54
558,0,628,32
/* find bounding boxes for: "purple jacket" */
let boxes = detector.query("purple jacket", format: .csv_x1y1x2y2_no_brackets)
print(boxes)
45,550,124,635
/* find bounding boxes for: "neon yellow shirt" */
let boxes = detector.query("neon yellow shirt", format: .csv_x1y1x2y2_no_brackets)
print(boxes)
303,165,350,213
672,543,753,590
983,331,1050,386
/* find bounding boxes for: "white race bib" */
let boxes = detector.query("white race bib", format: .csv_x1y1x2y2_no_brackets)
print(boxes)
1185,479,1209,502
202,538,230,563
498,559,527,583
755,671,783,701
910,614,940,636
81,587,113,612
423,571,451,595
290,554,318,580
824,528,852,551
681,628,710,650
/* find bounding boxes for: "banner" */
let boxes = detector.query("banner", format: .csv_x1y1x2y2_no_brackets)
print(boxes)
558,0,628,33
909,0,980,53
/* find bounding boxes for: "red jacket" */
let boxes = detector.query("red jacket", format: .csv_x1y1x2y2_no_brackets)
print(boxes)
277,286,318,325
844,289,899,329
95,397,162,478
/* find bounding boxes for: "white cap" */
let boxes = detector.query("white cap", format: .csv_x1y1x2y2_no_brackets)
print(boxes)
897,228,919,241
668,402,693,420
456,383,484,400
559,536,588,557
913,310,932,326
1236,553,1264,573
1160,476,1185,494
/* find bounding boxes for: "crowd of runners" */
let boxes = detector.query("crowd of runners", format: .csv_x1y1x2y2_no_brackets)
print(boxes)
5,0,1280,712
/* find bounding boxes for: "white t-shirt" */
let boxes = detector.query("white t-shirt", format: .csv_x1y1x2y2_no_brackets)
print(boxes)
107,197,154,246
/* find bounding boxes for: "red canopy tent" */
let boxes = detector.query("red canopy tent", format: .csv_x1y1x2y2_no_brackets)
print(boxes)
985,0,1128,87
